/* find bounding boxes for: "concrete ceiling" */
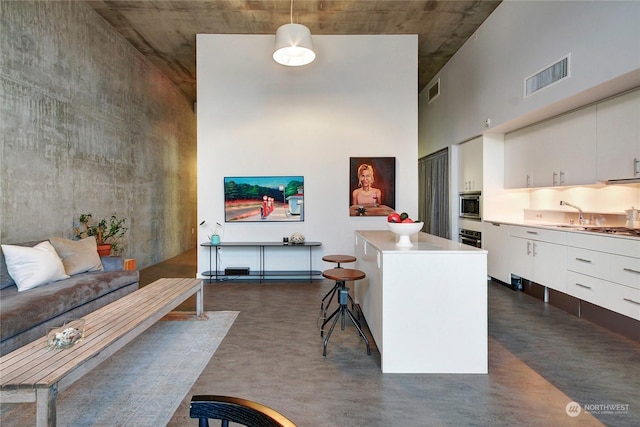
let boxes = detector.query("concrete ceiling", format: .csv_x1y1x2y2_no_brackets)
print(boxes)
85,0,501,103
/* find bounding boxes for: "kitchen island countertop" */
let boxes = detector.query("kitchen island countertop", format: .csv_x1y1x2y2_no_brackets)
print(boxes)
356,229,488,252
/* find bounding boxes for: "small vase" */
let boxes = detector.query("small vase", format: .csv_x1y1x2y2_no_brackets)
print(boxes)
97,244,112,257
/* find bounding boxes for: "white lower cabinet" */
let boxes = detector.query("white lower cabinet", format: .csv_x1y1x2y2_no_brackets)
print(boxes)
483,222,512,283
509,226,567,292
491,224,639,320
565,240,640,320
567,272,640,321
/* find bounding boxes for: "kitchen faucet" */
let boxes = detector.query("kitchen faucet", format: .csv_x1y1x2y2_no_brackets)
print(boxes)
560,200,585,224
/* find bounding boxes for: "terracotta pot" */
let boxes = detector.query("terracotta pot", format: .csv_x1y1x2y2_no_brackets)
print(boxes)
97,244,112,257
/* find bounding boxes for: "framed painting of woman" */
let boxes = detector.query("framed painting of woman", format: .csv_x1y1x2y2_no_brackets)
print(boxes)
349,157,396,216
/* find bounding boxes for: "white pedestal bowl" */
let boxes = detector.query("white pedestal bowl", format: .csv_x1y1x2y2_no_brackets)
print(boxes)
387,222,424,247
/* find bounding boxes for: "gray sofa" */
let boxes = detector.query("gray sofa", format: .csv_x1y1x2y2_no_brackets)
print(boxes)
0,240,139,356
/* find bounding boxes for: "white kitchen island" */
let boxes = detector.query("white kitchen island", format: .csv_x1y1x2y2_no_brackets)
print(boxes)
354,230,488,374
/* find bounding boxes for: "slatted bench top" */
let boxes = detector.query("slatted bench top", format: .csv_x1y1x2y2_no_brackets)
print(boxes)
0,277,203,427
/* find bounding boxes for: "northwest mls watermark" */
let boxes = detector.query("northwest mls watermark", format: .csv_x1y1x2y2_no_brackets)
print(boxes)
566,401,631,417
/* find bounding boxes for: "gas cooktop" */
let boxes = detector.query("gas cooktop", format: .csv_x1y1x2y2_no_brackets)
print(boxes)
583,227,640,237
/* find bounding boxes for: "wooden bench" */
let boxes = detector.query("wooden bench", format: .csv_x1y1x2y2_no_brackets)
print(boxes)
0,277,203,427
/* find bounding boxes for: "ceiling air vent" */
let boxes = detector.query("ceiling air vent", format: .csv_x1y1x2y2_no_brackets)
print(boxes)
427,78,440,103
525,54,570,97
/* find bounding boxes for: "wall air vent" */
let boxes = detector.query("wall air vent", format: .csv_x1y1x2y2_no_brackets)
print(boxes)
524,54,570,97
427,78,440,103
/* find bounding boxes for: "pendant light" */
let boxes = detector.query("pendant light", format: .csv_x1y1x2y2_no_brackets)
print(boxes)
273,0,315,66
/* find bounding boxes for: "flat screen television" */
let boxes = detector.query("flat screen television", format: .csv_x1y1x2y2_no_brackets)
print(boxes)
224,176,304,222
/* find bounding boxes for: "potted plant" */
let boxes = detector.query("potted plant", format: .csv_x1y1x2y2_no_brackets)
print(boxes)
74,213,128,256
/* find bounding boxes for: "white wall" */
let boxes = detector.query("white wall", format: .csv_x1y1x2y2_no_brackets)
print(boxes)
419,0,640,155
196,35,417,275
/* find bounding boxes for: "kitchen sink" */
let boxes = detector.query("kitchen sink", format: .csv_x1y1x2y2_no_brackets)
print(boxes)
552,225,587,229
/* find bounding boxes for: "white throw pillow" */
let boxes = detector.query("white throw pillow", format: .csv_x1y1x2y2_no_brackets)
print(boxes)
1,241,70,292
49,236,104,275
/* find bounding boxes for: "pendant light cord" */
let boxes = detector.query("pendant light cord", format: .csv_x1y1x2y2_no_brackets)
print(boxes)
290,0,293,24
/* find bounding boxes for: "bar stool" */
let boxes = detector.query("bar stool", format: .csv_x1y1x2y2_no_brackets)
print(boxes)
321,268,371,357
320,255,356,317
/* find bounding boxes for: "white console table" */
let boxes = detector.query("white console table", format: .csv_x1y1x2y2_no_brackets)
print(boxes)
201,241,322,283
354,230,488,374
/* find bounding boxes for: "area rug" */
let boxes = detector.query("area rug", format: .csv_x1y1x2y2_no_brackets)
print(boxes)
0,311,238,427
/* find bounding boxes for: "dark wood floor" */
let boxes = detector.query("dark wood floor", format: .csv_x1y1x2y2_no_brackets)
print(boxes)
140,248,640,427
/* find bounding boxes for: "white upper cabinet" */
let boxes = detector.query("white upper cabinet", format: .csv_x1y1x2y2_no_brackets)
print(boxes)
504,125,536,189
556,105,597,186
596,90,640,182
504,106,596,188
530,119,559,188
504,106,597,189
458,136,483,192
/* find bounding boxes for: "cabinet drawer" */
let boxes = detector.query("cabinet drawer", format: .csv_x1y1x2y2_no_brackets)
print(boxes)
566,271,599,303
597,280,640,321
567,247,609,279
566,232,640,257
509,226,566,244
567,272,640,321
611,254,640,290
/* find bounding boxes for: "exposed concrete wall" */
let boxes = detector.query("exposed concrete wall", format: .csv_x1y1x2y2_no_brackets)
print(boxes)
0,1,197,269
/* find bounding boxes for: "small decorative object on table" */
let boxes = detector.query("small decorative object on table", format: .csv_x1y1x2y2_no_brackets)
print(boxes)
47,319,85,349
290,232,305,244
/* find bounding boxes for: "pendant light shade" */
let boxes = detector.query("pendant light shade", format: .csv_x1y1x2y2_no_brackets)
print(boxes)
273,23,316,66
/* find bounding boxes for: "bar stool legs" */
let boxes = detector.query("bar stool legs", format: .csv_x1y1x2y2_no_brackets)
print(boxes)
320,255,357,318
320,282,340,317
320,282,361,321
320,280,371,357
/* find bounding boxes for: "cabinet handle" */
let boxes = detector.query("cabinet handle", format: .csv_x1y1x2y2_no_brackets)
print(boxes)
635,158,640,176
560,171,565,184
623,268,640,275
575,257,592,263
553,171,558,186
623,298,640,305
526,174,531,187
575,283,592,290
526,231,538,235
532,242,537,257
526,241,532,256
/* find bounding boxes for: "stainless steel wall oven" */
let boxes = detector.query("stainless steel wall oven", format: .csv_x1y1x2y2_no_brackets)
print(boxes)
459,229,482,248
459,192,481,220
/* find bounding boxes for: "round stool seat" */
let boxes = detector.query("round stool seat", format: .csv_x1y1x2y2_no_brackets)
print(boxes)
322,268,365,282
322,254,356,265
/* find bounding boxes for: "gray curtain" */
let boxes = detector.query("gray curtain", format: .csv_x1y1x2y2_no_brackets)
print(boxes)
418,148,450,239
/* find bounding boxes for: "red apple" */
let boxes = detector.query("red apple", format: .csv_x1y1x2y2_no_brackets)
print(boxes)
387,212,401,223
402,218,414,223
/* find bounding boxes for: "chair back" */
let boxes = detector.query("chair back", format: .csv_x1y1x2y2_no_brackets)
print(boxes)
190,395,296,427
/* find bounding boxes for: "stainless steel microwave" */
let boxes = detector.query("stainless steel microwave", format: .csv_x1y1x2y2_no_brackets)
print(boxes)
459,192,481,220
